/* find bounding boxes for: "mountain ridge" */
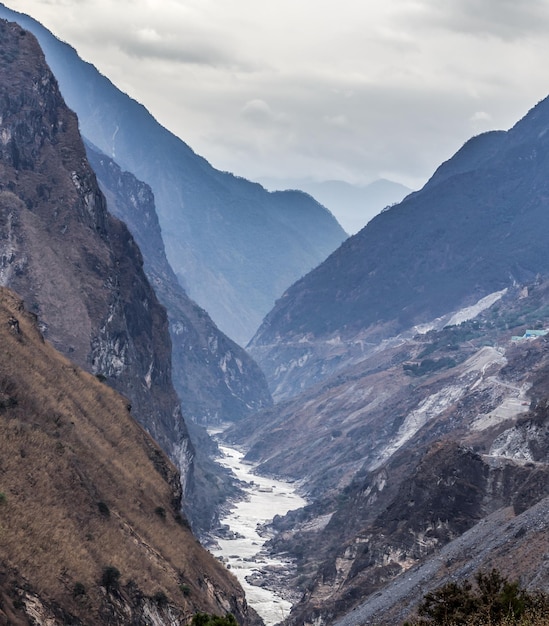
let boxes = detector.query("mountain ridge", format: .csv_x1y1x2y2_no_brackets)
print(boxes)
259,177,412,234
0,2,347,346
84,141,272,425
0,16,207,526
249,93,549,399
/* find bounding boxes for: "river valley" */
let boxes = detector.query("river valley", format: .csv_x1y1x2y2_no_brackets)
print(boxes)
210,442,307,625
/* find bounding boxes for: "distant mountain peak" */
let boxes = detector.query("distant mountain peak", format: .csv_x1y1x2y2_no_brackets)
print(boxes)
0,2,347,345
259,176,412,234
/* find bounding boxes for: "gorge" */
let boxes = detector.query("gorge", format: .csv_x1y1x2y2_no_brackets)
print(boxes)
4,5,549,626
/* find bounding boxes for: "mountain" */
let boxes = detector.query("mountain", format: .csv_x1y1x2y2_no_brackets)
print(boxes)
333,493,549,626
0,18,185,459
84,142,272,425
0,17,230,535
0,8,270,545
0,285,260,626
0,3,348,346
84,142,271,528
226,282,549,624
223,93,549,623
260,177,412,235
249,95,549,400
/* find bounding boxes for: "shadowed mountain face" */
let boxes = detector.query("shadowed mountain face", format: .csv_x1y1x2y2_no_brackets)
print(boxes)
0,286,261,626
0,10,270,541
84,143,272,529
0,3,347,346
0,6,274,424
85,143,272,425
249,95,549,399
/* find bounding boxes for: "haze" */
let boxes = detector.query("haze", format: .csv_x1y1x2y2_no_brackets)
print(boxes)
5,0,549,191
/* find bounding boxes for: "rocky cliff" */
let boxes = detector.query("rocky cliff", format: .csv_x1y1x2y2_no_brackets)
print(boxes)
0,285,261,626
0,3,347,346
0,19,197,514
85,142,272,425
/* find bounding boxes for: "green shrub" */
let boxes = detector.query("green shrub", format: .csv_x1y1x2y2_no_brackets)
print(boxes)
154,506,166,519
403,357,457,377
412,569,549,625
97,501,110,517
152,590,168,607
72,582,86,598
179,584,191,597
101,566,121,592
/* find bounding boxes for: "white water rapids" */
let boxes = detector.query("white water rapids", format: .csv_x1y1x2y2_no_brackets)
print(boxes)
210,443,307,625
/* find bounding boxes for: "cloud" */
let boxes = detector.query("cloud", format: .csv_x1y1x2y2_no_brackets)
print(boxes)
241,99,275,121
471,111,492,123
11,0,248,68
324,114,349,127
5,0,549,191
70,12,243,67
114,31,231,66
401,0,549,41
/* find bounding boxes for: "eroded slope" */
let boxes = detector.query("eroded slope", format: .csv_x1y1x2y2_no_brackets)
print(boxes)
0,287,260,626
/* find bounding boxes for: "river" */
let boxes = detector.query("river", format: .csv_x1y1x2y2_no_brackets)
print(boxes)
210,443,307,625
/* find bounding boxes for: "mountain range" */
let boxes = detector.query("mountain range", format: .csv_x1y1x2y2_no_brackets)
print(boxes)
84,141,272,426
249,96,549,400
5,4,549,626
0,4,282,549
0,3,347,347
0,18,264,625
223,95,549,623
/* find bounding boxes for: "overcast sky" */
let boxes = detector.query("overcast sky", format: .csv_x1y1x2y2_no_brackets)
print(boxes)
4,0,549,190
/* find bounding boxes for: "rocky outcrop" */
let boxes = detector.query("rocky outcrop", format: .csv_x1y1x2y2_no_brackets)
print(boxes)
333,494,549,626
85,142,272,425
276,438,549,626
0,20,195,510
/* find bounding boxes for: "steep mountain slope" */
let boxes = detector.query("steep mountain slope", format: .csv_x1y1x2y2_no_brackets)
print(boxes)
228,285,537,492
85,142,272,424
249,95,549,398
226,283,549,624
0,18,210,521
282,437,549,625
334,493,549,626
0,3,347,346
0,286,260,626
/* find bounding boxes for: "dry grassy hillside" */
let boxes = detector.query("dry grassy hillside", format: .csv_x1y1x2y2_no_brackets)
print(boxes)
0,286,259,625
